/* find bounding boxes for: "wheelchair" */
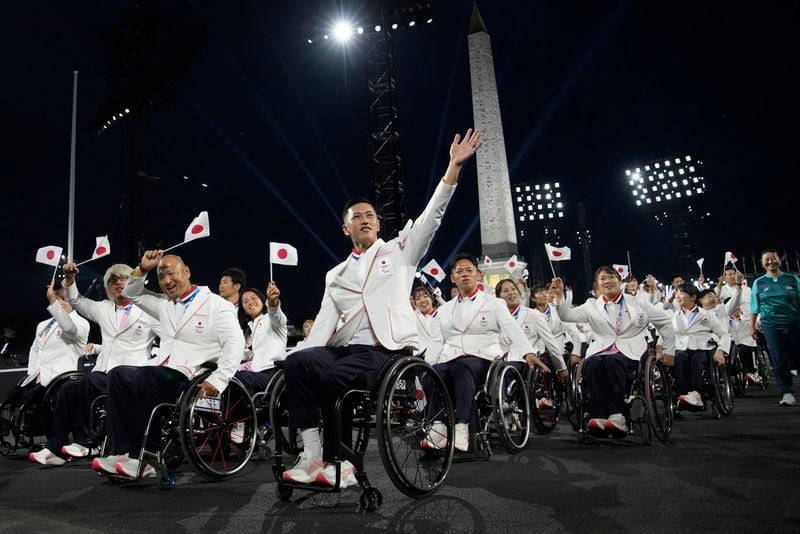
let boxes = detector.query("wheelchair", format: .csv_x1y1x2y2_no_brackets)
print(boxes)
572,350,673,445
101,367,257,489
270,353,455,512
754,332,772,390
525,353,567,435
0,370,84,455
703,352,734,418
464,356,531,458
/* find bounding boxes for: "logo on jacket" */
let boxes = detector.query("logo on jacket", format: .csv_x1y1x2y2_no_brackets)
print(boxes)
195,321,205,335
378,258,393,276
134,324,144,336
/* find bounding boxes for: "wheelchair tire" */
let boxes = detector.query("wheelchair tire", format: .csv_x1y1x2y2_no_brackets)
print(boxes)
711,362,734,417
755,346,770,390
376,357,454,499
178,377,257,480
572,359,588,443
643,355,672,442
490,364,530,452
267,373,302,457
527,366,562,435
728,346,748,398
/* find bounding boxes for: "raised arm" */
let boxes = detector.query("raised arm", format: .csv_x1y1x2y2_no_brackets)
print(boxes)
550,278,591,323
62,264,105,323
401,129,482,266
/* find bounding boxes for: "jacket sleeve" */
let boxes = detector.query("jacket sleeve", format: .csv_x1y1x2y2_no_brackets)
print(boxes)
496,300,535,362
643,301,675,356
205,302,247,393
531,311,566,371
425,313,443,365
398,181,456,267
65,283,104,324
47,303,80,344
304,278,340,348
125,275,165,320
556,299,591,324
267,303,289,342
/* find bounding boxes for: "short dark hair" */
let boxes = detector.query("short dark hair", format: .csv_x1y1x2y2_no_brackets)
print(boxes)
697,288,715,302
494,279,516,297
450,253,478,271
412,286,432,300
671,273,684,283
724,265,736,272
760,248,779,259
221,268,246,290
623,275,638,284
594,266,621,283
342,197,378,222
531,284,550,296
678,283,698,300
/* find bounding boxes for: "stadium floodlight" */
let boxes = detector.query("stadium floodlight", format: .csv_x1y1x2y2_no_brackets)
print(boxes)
625,155,705,209
333,21,354,42
512,180,566,223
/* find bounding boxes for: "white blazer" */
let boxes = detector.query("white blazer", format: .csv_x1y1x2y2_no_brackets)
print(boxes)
304,181,455,351
413,309,436,357
557,294,675,361
672,306,732,352
126,278,246,393
23,303,89,387
245,305,288,372
65,283,159,373
427,291,534,365
535,305,582,353
502,305,565,371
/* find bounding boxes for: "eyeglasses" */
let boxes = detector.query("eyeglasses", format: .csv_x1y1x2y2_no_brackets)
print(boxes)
108,275,129,285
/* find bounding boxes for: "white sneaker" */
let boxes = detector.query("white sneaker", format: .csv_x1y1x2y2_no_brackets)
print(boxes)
115,458,156,479
420,422,447,450
92,454,129,475
779,393,796,406
454,423,469,452
282,450,324,483
231,422,245,445
62,443,99,458
679,391,704,408
538,398,555,410
315,460,358,488
29,447,66,466
605,413,628,434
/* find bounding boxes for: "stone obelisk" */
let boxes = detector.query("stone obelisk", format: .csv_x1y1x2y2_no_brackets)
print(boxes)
468,5,519,263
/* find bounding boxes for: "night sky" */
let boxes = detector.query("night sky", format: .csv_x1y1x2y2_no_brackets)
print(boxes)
1,1,797,349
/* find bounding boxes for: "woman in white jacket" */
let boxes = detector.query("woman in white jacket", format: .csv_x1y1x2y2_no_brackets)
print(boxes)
236,284,288,394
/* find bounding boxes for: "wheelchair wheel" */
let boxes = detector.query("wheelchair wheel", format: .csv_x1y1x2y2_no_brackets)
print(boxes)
711,362,734,417
178,377,257,480
491,364,530,453
267,373,302,457
728,346,748,398
17,372,83,449
376,356,454,499
755,346,770,390
527,367,562,435
572,359,588,443
644,355,673,442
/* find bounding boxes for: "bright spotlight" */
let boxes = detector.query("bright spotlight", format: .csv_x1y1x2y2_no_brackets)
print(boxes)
307,38,313,44
375,25,381,32
391,23,398,29
427,18,433,24
409,21,416,27
124,108,130,113
333,21,353,42
357,26,364,34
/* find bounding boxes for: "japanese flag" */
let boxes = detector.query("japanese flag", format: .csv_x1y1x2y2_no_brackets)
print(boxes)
36,245,63,267
724,251,738,264
545,243,571,261
421,259,445,283
504,255,520,275
270,242,298,266
184,211,211,242
483,255,493,267
91,235,111,260
613,264,630,278
696,258,704,271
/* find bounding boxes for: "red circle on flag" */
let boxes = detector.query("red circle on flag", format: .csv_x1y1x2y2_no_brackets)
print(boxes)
552,251,562,257
381,260,386,265
191,224,204,235
277,248,288,260
617,267,624,273
430,268,439,276
46,250,55,260
415,390,425,400
95,246,107,255
509,261,516,268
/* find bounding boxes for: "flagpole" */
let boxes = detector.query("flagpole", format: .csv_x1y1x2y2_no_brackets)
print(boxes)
548,258,556,278
626,250,632,277
67,70,78,262
75,257,97,267
161,242,185,253
51,263,59,284
269,262,274,283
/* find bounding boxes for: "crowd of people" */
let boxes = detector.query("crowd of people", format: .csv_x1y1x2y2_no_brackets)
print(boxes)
4,127,799,496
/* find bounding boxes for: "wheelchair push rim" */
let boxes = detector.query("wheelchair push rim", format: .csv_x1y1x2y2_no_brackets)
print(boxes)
492,363,530,452
527,366,562,435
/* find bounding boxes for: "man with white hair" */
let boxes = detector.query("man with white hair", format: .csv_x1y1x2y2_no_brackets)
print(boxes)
29,262,159,466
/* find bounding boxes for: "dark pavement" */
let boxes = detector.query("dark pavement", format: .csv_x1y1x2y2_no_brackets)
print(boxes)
1,388,798,533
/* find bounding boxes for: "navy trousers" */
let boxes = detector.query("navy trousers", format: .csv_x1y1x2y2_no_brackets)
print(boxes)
433,356,491,423
674,349,709,396
45,371,109,453
582,352,638,418
284,344,393,462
